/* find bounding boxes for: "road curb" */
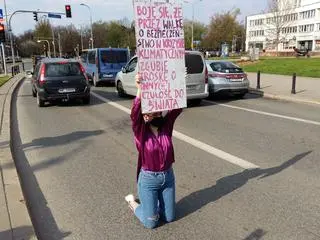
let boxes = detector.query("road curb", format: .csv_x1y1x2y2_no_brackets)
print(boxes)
249,88,320,106
0,74,37,239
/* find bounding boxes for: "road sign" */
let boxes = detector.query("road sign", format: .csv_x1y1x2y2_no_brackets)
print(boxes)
48,13,62,19
0,9,3,21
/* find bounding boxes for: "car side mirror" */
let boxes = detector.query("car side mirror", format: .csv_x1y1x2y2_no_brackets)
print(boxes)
122,67,127,73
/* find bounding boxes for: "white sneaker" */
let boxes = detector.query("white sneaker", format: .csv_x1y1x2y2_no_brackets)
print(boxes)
125,194,135,203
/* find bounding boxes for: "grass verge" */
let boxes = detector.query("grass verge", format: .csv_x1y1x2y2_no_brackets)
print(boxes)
239,58,320,78
0,76,11,87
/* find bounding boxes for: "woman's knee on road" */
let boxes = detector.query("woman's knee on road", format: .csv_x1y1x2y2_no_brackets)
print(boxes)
143,214,160,229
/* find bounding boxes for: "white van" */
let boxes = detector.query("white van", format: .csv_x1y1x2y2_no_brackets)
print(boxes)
115,51,209,104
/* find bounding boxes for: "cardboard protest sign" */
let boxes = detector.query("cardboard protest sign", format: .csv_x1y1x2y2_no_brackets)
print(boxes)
133,0,186,113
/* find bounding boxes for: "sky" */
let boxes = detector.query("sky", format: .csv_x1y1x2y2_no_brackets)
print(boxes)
1,0,267,35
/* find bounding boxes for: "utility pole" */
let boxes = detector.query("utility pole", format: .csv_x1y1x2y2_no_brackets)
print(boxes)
51,21,56,57
58,33,62,57
80,25,84,51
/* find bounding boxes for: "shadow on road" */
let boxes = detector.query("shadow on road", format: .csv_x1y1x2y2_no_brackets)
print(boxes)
39,97,105,108
243,228,267,240
22,130,104,150
31,141,89,172
0,225,35,240
11,80,72,239
0,140,9,149
176,151,312,221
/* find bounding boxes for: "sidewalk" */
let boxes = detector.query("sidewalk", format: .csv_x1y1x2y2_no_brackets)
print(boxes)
247,72,320,105
0,74,36,239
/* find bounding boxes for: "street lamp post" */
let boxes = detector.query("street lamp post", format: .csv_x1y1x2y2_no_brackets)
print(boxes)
38,40,51,57
184,0,202,50
80,3,94,49
80,25,84,51
3,0,10,69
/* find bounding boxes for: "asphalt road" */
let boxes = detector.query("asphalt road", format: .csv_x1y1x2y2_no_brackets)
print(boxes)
10,79,320,240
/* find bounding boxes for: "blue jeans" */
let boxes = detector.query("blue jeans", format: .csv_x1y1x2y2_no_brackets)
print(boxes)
135,168,175,229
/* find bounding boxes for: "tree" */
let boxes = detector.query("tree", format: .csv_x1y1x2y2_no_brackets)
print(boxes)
16,30,41,57
92,20,136,49
34,19,52,40
56,25,81,56
183,20,207,50
203,9,244,51
265,0,295,55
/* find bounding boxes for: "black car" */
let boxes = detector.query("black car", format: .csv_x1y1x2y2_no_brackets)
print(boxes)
31,58,91,107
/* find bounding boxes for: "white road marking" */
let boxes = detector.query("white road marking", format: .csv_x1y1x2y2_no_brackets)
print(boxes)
91,92,130,114
91,91,259,170
204,100,320,126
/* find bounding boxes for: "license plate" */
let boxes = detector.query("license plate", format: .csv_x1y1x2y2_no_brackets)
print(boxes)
105,74,113,78
230,78,243,82
187,85,197,90
58,88,76,93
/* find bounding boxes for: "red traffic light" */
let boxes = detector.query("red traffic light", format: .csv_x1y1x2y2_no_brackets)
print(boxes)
65,5,72,18
0,23,5,42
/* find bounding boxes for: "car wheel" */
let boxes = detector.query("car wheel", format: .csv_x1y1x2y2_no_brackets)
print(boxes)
83,95,90,105
117,81,126,97
32,88,36,98
235,93,247,99
37,93,45,107
93,74,98,87
189,99,202,106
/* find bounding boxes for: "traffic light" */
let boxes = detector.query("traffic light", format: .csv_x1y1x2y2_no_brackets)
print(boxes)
65,5,72,18
33,12,38,22
0,23,5,42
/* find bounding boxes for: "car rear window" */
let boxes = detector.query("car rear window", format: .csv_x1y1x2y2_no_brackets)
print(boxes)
100,50,128,64
185,54,204,74
45,62,82,77
209,62,243,73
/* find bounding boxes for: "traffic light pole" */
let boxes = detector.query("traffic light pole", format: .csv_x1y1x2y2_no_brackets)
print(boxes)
8,10,66,65
1,43,7,75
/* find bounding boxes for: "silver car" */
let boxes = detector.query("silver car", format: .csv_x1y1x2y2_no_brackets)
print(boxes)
206,60,249,98
116,51,209,105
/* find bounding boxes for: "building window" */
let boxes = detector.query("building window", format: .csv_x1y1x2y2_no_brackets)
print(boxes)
249,30,265,37
250,19,264,27
266,18,271,24
317,23,320,31
283,13,298,22
282,26,298,34
299,24,314,33
299,9,315,19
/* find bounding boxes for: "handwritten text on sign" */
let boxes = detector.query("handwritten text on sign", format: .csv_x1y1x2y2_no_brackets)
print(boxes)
134,0,186,113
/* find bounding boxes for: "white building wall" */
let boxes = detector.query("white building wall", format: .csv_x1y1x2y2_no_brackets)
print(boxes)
301,0,320,6
246,1,320,52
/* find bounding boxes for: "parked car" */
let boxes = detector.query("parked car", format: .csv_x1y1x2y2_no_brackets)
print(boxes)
80,48,130,87
205,60,249,98
115,51,209,105
31,58,90,107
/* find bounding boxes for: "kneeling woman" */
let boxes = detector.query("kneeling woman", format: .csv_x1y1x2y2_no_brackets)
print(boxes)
125,75,182,229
